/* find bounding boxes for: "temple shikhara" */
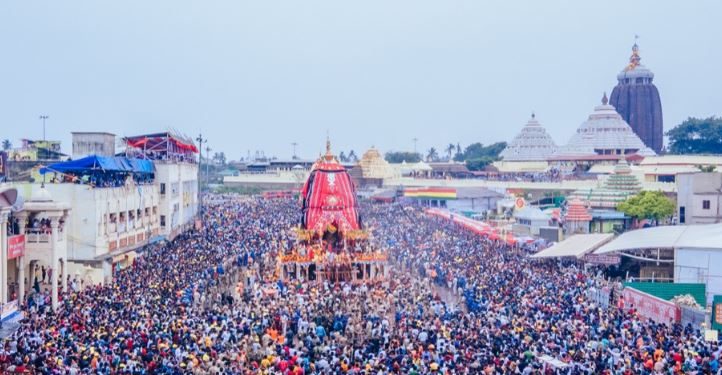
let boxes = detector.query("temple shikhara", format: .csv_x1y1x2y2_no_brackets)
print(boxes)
277,139,387,283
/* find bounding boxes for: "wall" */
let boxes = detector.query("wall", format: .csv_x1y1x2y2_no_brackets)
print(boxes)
155,162,198,239
677,173,722,224
675,247,722,305
21,183,160,261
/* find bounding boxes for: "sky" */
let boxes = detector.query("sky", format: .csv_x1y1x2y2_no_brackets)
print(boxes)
2,1,721,161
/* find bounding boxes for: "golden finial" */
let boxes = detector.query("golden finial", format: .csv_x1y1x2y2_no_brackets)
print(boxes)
625,35,641,71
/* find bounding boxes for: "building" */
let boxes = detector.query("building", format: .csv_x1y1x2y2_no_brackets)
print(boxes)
500,114,558,162
555,93,656,159
568,159,641,209
20,155,159,283
350,148,396,188
595,223,722,305
513,207,550,236
402,187,503,214
676,172,722,224
123,132,199,239
610,42,663,153
636,155,722,183
71,132,116,159
564,198,592,234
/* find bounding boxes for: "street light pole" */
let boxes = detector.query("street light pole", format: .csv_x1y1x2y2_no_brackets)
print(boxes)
39,115,49,187
291,142,298,159
413,137,418,155
195,133,207,217
205,146,211,191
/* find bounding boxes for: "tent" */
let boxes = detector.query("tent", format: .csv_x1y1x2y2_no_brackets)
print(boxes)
40,155,155,175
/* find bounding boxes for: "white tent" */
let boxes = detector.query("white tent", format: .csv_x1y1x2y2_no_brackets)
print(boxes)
532,233,614,259
595,224,722,254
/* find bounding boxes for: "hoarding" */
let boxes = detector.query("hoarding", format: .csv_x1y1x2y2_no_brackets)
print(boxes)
7,234,25,259
622,287,680,324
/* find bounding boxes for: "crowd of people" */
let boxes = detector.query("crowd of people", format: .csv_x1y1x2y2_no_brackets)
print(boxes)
1,196,720,374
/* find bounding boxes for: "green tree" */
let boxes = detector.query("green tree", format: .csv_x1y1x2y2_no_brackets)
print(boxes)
696,164,717,172
453,142,507,162
426,147,439,162
384,151,421,163
1,139,11,150
465,156,495,171
445,143,455,160
666,117,722,154
617,191,675,224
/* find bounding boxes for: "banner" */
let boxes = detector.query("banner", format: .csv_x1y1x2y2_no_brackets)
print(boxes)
622,287,680,324
7,234,25,259
713,295,722,332
583,254,621,265
1,300,18,321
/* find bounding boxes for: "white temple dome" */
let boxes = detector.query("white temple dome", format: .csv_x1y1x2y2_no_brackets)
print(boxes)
555,93,656,157
500,114,558,161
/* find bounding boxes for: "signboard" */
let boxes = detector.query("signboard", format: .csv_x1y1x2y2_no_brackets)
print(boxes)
583,254,621,265
1,300,18,321
622,287,680,324
706,329,719,342
514,197,526,210
713,295,722,332
7,234,25,259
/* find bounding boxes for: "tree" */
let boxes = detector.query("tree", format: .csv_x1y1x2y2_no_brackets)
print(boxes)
666,117,722,154
696,164,717,172
212,152,226,165
426,147,439,162
454,141,507,162
1,139,11,151
617,191,675,224
347,150,358,163
384,151,421,163
465,156,495,171
338,151,348,163
445,143,455,161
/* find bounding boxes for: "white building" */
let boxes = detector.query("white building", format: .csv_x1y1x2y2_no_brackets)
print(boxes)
155,161,199,239
677,172,722,224
122,132,200,239
71,132,116,159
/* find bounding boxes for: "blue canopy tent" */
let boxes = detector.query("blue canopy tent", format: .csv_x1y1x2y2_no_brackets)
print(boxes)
40,155,155,187
40,155,154,175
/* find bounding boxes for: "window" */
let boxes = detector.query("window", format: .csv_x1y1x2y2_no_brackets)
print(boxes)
679,206,686,224
160,183,166,195
703,200,711,210
160,215,166,227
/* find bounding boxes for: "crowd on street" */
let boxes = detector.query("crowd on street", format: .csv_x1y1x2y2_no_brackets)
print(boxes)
1,196,720,374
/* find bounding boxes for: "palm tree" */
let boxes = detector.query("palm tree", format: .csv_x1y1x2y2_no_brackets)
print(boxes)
347,150,358,162
338,151,348,163
426,147,439,162
1,139,11,151
445,143,455,161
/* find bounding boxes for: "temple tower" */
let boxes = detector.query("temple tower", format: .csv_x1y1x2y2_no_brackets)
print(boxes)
609,41,664,153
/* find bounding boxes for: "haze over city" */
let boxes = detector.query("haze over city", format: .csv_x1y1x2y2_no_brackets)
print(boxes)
2,0,721,159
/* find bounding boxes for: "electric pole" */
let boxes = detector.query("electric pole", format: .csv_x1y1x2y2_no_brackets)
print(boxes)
195,133,207,216
39,115,49,187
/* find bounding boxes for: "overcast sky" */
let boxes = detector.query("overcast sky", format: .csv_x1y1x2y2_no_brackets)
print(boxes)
2,1,721,160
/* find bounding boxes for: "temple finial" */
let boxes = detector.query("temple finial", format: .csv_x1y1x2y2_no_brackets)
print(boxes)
626,36,641,71
531,111,535,119
325,132,331,154
602,92,608,105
